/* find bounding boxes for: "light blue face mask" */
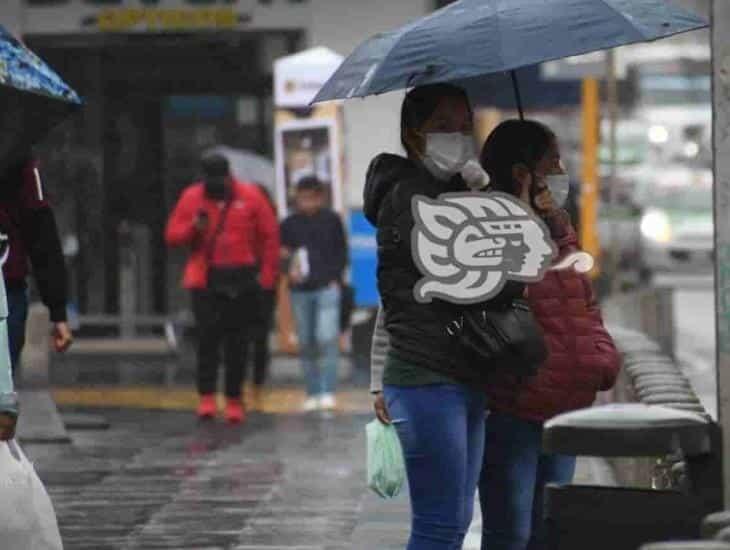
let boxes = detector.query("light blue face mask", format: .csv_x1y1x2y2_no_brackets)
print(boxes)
545,174,570,207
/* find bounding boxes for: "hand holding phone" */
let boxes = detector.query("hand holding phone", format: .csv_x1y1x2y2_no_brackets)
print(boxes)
194,209,209,231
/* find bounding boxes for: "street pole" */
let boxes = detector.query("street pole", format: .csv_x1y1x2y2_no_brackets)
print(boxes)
606,49,621,295
712,0,730,506
581,78,601,279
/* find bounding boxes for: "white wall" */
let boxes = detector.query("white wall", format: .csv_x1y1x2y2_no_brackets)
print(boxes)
0,0,24,37
309,0,431,209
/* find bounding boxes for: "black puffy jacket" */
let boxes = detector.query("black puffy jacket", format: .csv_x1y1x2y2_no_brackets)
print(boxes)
364,153,524,388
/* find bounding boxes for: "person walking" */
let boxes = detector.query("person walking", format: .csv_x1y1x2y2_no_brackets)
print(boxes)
280,176,347,412
165,154,279,423
366,83,531,550
0,153,73,376
477,119,621,550
244,183,278,410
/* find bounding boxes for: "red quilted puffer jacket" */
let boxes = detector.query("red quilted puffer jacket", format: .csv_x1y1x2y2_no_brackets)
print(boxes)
486,210,621,422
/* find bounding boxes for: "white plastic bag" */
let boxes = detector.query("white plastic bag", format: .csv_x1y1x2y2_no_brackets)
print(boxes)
0,440,63,550
366,419,406,499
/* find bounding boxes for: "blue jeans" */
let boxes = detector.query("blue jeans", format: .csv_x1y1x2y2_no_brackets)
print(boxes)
479,412,576,550
290,286,341,396
384,383,487,550
5,287,28,375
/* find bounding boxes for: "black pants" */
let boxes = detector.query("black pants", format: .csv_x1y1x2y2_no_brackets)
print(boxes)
241,289,275,387
193,289,260,399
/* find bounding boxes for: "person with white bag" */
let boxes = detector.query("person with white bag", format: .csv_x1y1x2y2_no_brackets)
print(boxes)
0,229,64,550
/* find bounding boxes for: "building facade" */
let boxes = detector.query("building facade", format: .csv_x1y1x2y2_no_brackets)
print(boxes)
0,0,432,318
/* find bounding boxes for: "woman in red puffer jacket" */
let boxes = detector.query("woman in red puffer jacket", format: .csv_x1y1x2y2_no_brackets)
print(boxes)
478,119,621,550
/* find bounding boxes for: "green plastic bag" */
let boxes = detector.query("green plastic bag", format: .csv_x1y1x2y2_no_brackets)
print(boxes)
366,419,406,499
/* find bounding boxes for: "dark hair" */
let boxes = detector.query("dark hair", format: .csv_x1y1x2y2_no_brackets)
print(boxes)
479,119,556,196
296,175,324,193
200,154,230,179
400,83,471,158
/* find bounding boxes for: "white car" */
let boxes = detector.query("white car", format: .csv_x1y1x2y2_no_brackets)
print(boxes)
637,179,713,279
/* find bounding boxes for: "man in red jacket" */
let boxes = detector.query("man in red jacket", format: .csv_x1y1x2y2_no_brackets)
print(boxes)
166,155,279,423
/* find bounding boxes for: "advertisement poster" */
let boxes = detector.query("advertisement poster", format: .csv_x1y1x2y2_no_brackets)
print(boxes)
349,210,379,308
274,118,343,218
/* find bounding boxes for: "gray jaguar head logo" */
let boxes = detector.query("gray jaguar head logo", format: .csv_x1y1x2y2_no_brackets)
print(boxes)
411,192,558,304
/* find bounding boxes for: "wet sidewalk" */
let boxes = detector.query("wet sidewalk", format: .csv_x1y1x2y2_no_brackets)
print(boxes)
24,404,613,550
26,407,369,550
20,354,614,549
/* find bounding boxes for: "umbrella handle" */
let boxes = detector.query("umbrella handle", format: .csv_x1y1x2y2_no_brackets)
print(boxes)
511,70,525,120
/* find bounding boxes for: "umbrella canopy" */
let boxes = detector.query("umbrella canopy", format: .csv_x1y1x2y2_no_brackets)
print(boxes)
312,0,708,105
0,26,82,169
204,145,275,195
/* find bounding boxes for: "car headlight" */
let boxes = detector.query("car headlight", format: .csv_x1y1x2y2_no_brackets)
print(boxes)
648,125,669,144
640,209,672,244
683,141,700,158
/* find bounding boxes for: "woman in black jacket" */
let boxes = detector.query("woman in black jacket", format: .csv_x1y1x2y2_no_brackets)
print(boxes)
365,84,524,550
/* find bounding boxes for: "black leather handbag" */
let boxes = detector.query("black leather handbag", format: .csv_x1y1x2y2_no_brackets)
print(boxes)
207,265,260,298
448,299,548,379
205,201,261,299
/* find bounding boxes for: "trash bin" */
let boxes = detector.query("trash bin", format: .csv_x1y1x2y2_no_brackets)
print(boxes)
543,403,722,550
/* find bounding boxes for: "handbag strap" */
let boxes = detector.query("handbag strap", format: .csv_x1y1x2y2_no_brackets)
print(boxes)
205,198,233,266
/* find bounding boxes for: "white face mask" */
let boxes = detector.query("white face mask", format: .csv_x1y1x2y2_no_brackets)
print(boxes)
421,133,476,181
545,173,570,207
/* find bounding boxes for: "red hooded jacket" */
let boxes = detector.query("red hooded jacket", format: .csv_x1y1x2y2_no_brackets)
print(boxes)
486,210,621,422
165,180,279,291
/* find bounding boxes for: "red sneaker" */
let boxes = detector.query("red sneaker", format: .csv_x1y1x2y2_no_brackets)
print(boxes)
225,398,245,424
197,394,217,419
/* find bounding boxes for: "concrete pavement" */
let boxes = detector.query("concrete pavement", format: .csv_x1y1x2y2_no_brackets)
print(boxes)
25,404,611,550
21,349,614,548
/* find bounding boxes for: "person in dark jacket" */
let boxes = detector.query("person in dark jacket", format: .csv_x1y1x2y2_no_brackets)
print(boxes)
244,183,278,409
166,155,279,423
280,176,348,412
366,84,523,550
478,120,621,550
0,154,73,375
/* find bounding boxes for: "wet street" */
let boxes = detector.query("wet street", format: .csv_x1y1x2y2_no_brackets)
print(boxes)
25,407,370,550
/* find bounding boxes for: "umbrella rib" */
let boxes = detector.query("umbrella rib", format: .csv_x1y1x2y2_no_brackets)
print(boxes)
367,28,426,96
596,0,652,42
493,0,508,82
366,2,470,96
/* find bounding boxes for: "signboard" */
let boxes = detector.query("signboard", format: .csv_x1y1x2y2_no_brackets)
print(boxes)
274,47,343,108
274,118,343,218
349,210,378,308
23,0,310,34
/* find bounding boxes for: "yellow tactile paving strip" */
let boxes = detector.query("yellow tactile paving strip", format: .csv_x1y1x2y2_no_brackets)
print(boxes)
51,386,374,415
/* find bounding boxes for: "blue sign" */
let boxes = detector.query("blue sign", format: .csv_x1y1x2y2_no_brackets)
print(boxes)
165,96,235,119
349,210,379,307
